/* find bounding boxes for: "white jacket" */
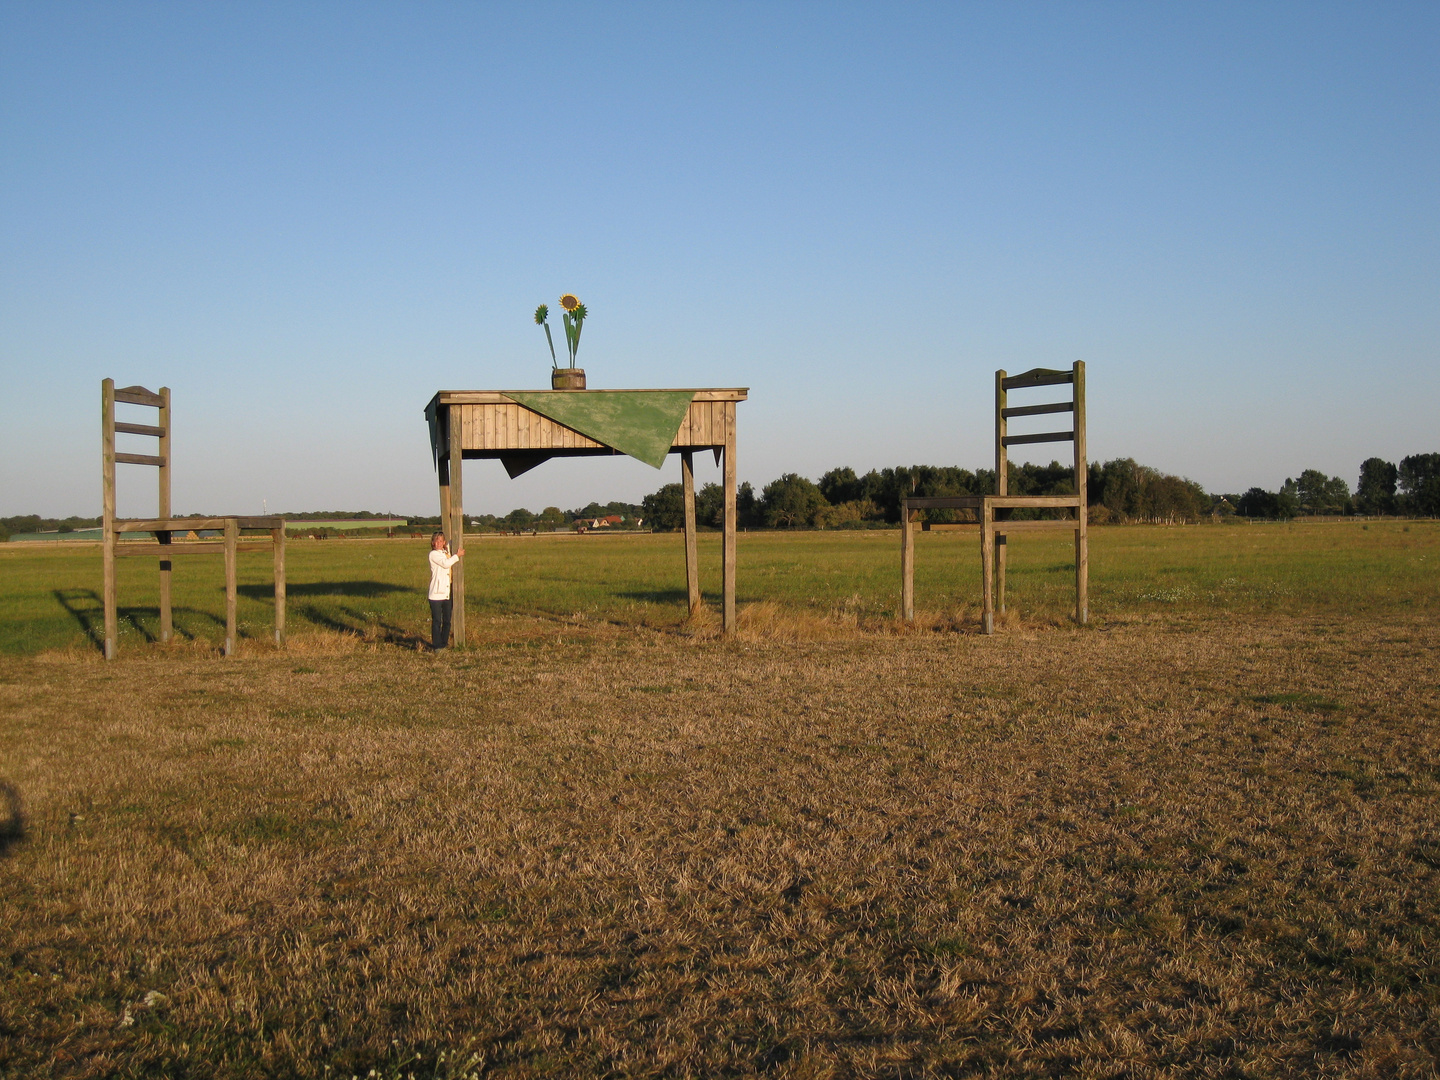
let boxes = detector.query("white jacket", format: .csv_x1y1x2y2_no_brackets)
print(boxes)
428,549,461,600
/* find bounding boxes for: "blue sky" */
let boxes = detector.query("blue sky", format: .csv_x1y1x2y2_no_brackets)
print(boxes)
2,2,1436,518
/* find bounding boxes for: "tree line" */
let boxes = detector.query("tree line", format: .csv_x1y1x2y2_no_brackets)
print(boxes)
640,452,1440,531
4,452,1435,542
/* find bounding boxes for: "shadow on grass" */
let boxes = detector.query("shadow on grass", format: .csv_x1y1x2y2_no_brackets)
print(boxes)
296,602,426,650
238,581,415,600
0,783,24,857
52,588,224,652
616,588,690,605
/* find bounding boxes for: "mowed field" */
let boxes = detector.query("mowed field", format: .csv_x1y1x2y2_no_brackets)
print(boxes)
1,523,1438,1077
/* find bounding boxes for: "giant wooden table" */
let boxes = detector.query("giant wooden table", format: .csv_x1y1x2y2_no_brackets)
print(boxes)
425,388,748,642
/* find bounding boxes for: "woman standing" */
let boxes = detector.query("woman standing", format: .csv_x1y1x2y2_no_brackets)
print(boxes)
428,531,465,652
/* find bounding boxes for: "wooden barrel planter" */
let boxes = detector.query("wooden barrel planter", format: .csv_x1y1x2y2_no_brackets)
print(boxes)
551,368,586,390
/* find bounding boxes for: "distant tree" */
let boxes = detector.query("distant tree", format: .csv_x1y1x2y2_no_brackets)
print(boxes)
1295,469,1350,515
641,484,686,531
813,499,880,528
736,481,759,527
760,473,826,527
1087,458,1209,522
1355,458,1398,516
1237,487,1279,518
537,506,565,527
1276,479,1300,519
695,482,725,527
503,507,535,530
818,466,863,505
1398,452,1440,516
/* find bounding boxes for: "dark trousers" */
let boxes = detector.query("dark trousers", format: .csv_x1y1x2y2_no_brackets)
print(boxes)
429,597,452,651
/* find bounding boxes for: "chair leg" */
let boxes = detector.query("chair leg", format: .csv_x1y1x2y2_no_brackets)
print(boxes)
997,532,1007,615
981,507,994,635
900,505,914,622
1076,522,1088,624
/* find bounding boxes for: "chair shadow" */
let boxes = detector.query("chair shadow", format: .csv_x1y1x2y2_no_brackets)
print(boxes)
0,783,25,857
53,588,228,652
237,581,413,600
296,602,427,650
616,588,691,605
53,588,104,649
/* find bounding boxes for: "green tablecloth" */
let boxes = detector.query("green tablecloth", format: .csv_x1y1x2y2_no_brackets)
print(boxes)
501,390,697,470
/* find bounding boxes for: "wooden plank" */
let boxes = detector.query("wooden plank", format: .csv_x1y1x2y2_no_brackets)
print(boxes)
981,502,995,635
1074,360,1088,625
157,386,172,644
1001,402,1073,419
1001,431,1075,447
223,519,238,657
435,388,749,406
116,516,286,532
116,542,275,556
102,379,117,660
983,519,1078,533
995,369,1007,497
681,451,700,615
475,404,490,450
899,495,1080,511
114,385,163,407
1002,368,1073,390
115,452,166,467
449,403,466,649
273,526,286,644
722,403,737,634
900,503,914,622
114,421,166,437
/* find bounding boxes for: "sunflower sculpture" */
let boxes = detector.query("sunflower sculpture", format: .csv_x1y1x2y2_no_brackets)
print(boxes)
535,294,587,369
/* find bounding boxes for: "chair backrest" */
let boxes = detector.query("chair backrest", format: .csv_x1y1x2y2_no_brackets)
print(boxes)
102,379,171,527
994,361,1085,504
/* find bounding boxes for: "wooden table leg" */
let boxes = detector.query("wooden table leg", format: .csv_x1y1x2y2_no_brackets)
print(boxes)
448,405,466,648
722,408,737,635
681,450,701,616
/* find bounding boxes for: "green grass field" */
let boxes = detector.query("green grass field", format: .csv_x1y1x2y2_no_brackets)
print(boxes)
2,520,1436,656
2,523,1438,1076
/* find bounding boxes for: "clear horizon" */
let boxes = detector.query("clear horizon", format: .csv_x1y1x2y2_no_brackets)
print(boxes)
3,3,1436,519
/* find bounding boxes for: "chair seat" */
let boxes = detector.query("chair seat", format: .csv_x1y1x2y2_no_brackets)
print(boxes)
902,494,1081,510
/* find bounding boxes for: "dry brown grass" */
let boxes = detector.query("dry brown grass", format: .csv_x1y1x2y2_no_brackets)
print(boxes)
2,612,1438,1078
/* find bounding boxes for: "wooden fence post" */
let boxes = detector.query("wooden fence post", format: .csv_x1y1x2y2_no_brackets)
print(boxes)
102,379,117,660
900,500,915,622
224,518,238,656
157,386,173,643
981,502,995,636
273,523,286,644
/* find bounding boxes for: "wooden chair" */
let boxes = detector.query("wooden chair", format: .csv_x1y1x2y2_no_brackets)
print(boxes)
900,361,1087,633
102,379,286,659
